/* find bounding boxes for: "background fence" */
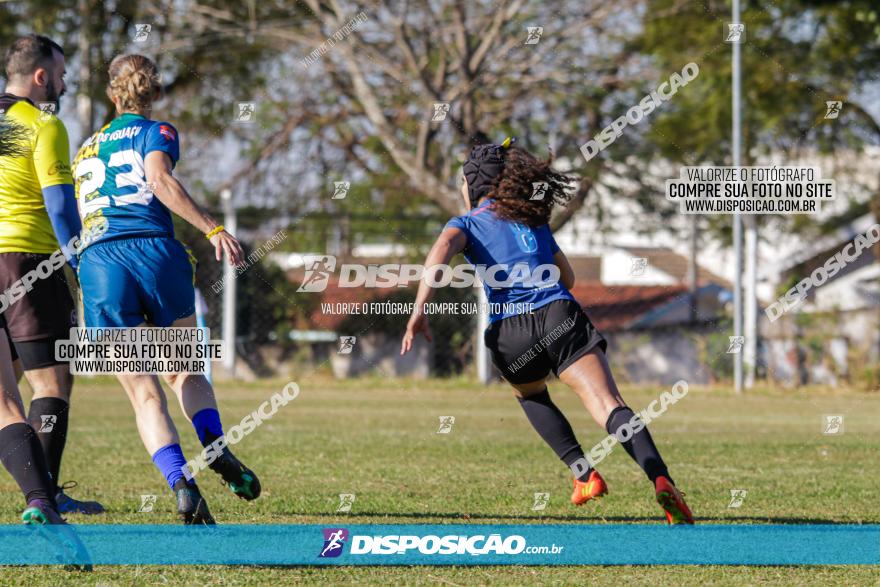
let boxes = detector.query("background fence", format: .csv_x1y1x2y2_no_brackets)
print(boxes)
184,214,880,390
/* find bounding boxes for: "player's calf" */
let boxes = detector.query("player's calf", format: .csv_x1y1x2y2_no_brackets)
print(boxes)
152,442,216,524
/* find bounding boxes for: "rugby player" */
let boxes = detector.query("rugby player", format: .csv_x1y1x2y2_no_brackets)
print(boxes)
400,139,694,524
0,34,104,515
73,54,259,524
0,119,70,526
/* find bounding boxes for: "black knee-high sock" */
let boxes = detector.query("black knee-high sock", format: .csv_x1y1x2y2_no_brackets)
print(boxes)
27,397,69,492
0,422,57,506
605,406,672,484
518,389,592,481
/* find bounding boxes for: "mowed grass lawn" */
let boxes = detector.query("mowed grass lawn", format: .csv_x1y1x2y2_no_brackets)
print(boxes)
0,375,877,585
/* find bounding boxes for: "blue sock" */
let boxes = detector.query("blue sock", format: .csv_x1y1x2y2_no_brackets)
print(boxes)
151,443,188,490
192,408,224,447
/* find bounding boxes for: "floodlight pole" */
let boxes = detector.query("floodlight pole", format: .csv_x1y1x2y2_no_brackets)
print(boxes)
744,221,758,389
221,189,237,376
732,0,744,394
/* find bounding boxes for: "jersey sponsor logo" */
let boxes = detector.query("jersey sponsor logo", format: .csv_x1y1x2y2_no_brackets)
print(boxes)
159,125,176,141
47,160,70,176
508,223,539,253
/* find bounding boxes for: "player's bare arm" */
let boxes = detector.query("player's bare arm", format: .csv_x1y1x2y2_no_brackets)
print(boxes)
400,226,466,356
553,250,575,290
144,150,244,266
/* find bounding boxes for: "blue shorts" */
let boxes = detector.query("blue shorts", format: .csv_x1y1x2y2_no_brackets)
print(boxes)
79,236,196,328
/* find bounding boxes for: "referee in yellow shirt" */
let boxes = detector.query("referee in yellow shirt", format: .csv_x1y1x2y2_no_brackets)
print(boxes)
0,34,103,514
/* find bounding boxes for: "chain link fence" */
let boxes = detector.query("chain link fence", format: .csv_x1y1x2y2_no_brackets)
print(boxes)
180,207,880,387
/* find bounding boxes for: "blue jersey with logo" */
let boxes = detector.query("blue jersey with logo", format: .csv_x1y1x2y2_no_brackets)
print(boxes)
73,113,179,247
445,200,574,322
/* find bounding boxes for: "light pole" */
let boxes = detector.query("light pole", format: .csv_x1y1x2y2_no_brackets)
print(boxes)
732,0,744,393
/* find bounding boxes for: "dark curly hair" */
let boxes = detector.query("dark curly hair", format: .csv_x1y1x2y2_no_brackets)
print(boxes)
487,147,573,227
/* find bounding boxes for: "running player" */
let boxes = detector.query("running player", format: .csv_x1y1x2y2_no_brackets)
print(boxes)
400,139,694,524
0,34,104,514
73,54,260,524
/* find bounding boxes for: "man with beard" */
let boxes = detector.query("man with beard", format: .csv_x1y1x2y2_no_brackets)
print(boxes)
0,34,103,515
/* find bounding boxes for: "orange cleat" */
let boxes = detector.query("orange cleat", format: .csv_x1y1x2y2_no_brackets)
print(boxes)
570,470,608,506
655,476,694,524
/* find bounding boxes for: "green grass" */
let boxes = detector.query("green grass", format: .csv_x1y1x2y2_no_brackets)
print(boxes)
1,375,877,584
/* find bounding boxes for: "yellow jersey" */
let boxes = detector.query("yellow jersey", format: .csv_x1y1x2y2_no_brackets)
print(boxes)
0,94,73,253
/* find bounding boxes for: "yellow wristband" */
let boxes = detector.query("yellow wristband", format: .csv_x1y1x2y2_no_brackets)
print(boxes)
205,225,225,239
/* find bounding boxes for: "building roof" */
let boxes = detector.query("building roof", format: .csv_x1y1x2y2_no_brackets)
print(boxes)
569,283,690,330
568,256,603,281
619,246,731,288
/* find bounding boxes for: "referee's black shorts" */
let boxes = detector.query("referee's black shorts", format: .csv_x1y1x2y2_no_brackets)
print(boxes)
484,299,607,384
0,314,17,362
0,252,76,369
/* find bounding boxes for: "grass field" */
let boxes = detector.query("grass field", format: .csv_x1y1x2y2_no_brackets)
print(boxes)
0,374,877,585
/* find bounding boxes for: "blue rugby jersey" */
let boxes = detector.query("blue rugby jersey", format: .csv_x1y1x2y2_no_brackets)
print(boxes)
73,113,180,247
445,200,574,321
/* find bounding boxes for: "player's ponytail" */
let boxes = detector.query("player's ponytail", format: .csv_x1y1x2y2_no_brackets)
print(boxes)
489,148,574,227
107,54,162,114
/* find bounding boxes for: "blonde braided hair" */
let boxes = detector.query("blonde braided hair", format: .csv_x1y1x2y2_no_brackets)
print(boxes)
107,54,161,113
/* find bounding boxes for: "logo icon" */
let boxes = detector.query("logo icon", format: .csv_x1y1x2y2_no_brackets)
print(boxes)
531,492,550,511
337,336,356,355
530,181,549,201
727,336,745,354
38,415,56,433
525,26,544,45
822,414,844,435
37,102,56,122
724,23,745,43
824,101,843,120
332,181,350,200
158,125,176,141
437,416,455,434
431,103,450,122
136,181,157,202
297,255,337,292
336,493,355,512
319,528,349,558
133,24,152,43
630,257,648,276
235,102,256,123
728,489,747,508
47,161,70,177
138,494,157,513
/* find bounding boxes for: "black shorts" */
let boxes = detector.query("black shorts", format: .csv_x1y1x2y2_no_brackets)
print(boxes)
484,299,607,384
0,315,17,362
0,252,76,368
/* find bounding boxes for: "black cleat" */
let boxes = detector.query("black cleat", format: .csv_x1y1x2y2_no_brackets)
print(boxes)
22,499,92,570
175,484,216,525
209,449,261,501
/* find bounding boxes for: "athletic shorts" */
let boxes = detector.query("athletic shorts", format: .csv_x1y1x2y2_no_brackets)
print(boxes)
79,236,196,328
0,315,17,362
0,252,76,368
484,299,607,384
